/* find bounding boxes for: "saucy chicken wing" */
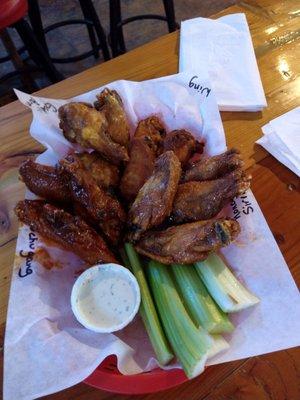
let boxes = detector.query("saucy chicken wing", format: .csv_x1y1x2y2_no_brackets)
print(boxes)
120,116,166,203
60,154,126,245
136,218,240,264
94,88,130,148
163,129,199,166
15,200,116,265
128,151,181,241
183,148,243,182
78,152,119,189
19,159,71,204
58,102,129,165
172,169,251,223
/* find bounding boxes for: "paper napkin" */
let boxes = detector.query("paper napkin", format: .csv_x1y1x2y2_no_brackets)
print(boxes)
257,107,300,176
179,13,267,111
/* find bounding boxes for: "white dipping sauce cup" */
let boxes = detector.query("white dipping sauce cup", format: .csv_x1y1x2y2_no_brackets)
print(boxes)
71,263,140,333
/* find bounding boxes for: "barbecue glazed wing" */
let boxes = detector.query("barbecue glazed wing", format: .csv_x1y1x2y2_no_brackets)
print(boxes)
19,160,71,203
163,129,199,166
60,154,126,245
183,148,243,182
136,218,240,264
94,88,130,148
15,200,116,265
58,102,129,165
78,152,119,189
120,116,166,203
128,151,181,241
172,169,251,223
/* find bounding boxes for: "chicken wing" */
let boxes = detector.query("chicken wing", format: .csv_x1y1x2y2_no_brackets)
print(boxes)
136,218,240,264
183,148,243,182
15,200,116,265
19,159,71,203
163,129,199,166
120,116,166,203
134,115,166,151
120,136,156,203
128,151,181,241
60,154,126,245
78,152,119,189
58,102,129,165
172,169,251,223
94,88,130,148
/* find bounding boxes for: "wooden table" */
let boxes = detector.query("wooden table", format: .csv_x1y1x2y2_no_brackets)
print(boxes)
1,0,299,398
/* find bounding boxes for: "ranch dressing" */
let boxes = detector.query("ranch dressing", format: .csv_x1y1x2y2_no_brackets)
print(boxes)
71,264,140,333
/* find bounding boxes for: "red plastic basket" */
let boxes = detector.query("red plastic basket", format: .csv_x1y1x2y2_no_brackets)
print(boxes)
84,355,188,394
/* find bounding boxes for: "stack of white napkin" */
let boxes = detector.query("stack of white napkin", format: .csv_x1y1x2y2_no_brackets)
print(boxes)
256,107,300,176
179,13,267,111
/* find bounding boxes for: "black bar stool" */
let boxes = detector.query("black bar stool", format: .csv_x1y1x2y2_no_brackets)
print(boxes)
109,0,179,57
27,0,110,64
0,0,63,87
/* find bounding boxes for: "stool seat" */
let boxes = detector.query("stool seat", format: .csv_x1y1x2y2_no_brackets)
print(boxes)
0,0,28,30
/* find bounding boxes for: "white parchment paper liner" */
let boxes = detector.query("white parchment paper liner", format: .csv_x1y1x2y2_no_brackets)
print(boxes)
4,73,300,400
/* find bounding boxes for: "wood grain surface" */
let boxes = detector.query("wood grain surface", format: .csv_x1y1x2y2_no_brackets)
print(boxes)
0,0,299,399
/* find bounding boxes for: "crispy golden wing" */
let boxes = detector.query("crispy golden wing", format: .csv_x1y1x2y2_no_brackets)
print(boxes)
172,169,251,223
136,218,240,264
58,102,128,165
128,151,181,241
15,200,116,265
94,88,130,147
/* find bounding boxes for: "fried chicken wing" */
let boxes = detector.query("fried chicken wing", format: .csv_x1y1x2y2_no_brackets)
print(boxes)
19,160,71,203
120,137,156,203
183,148,243,182
94,88,130,148
15,200,116,265
136,218,240,264
128,151,181,241
134,116,166,151
120,116,166,203
163,129,199,166
172,169,251,223
78,152,119,189
58,102,129,165
60,154,126,245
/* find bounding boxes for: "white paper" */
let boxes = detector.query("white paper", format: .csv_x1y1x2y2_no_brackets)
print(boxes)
4,73,300,400
179,13,267,111
256,107,300,176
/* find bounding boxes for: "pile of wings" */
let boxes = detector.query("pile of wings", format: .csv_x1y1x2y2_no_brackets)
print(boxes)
16,89,251,266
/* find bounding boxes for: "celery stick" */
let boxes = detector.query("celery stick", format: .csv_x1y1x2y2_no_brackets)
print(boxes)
147,260,212,379
124,243,173,365
171,264,234,334
195,253,260,313
208,335,229,359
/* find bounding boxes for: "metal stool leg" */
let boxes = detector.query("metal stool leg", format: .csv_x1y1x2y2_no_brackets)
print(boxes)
79,0,110,61
78,0,100,60
13,19,64,83
0,28,37,91
28,0,49,54
162,0,178,32
115,0,126,53
109,0,126,57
